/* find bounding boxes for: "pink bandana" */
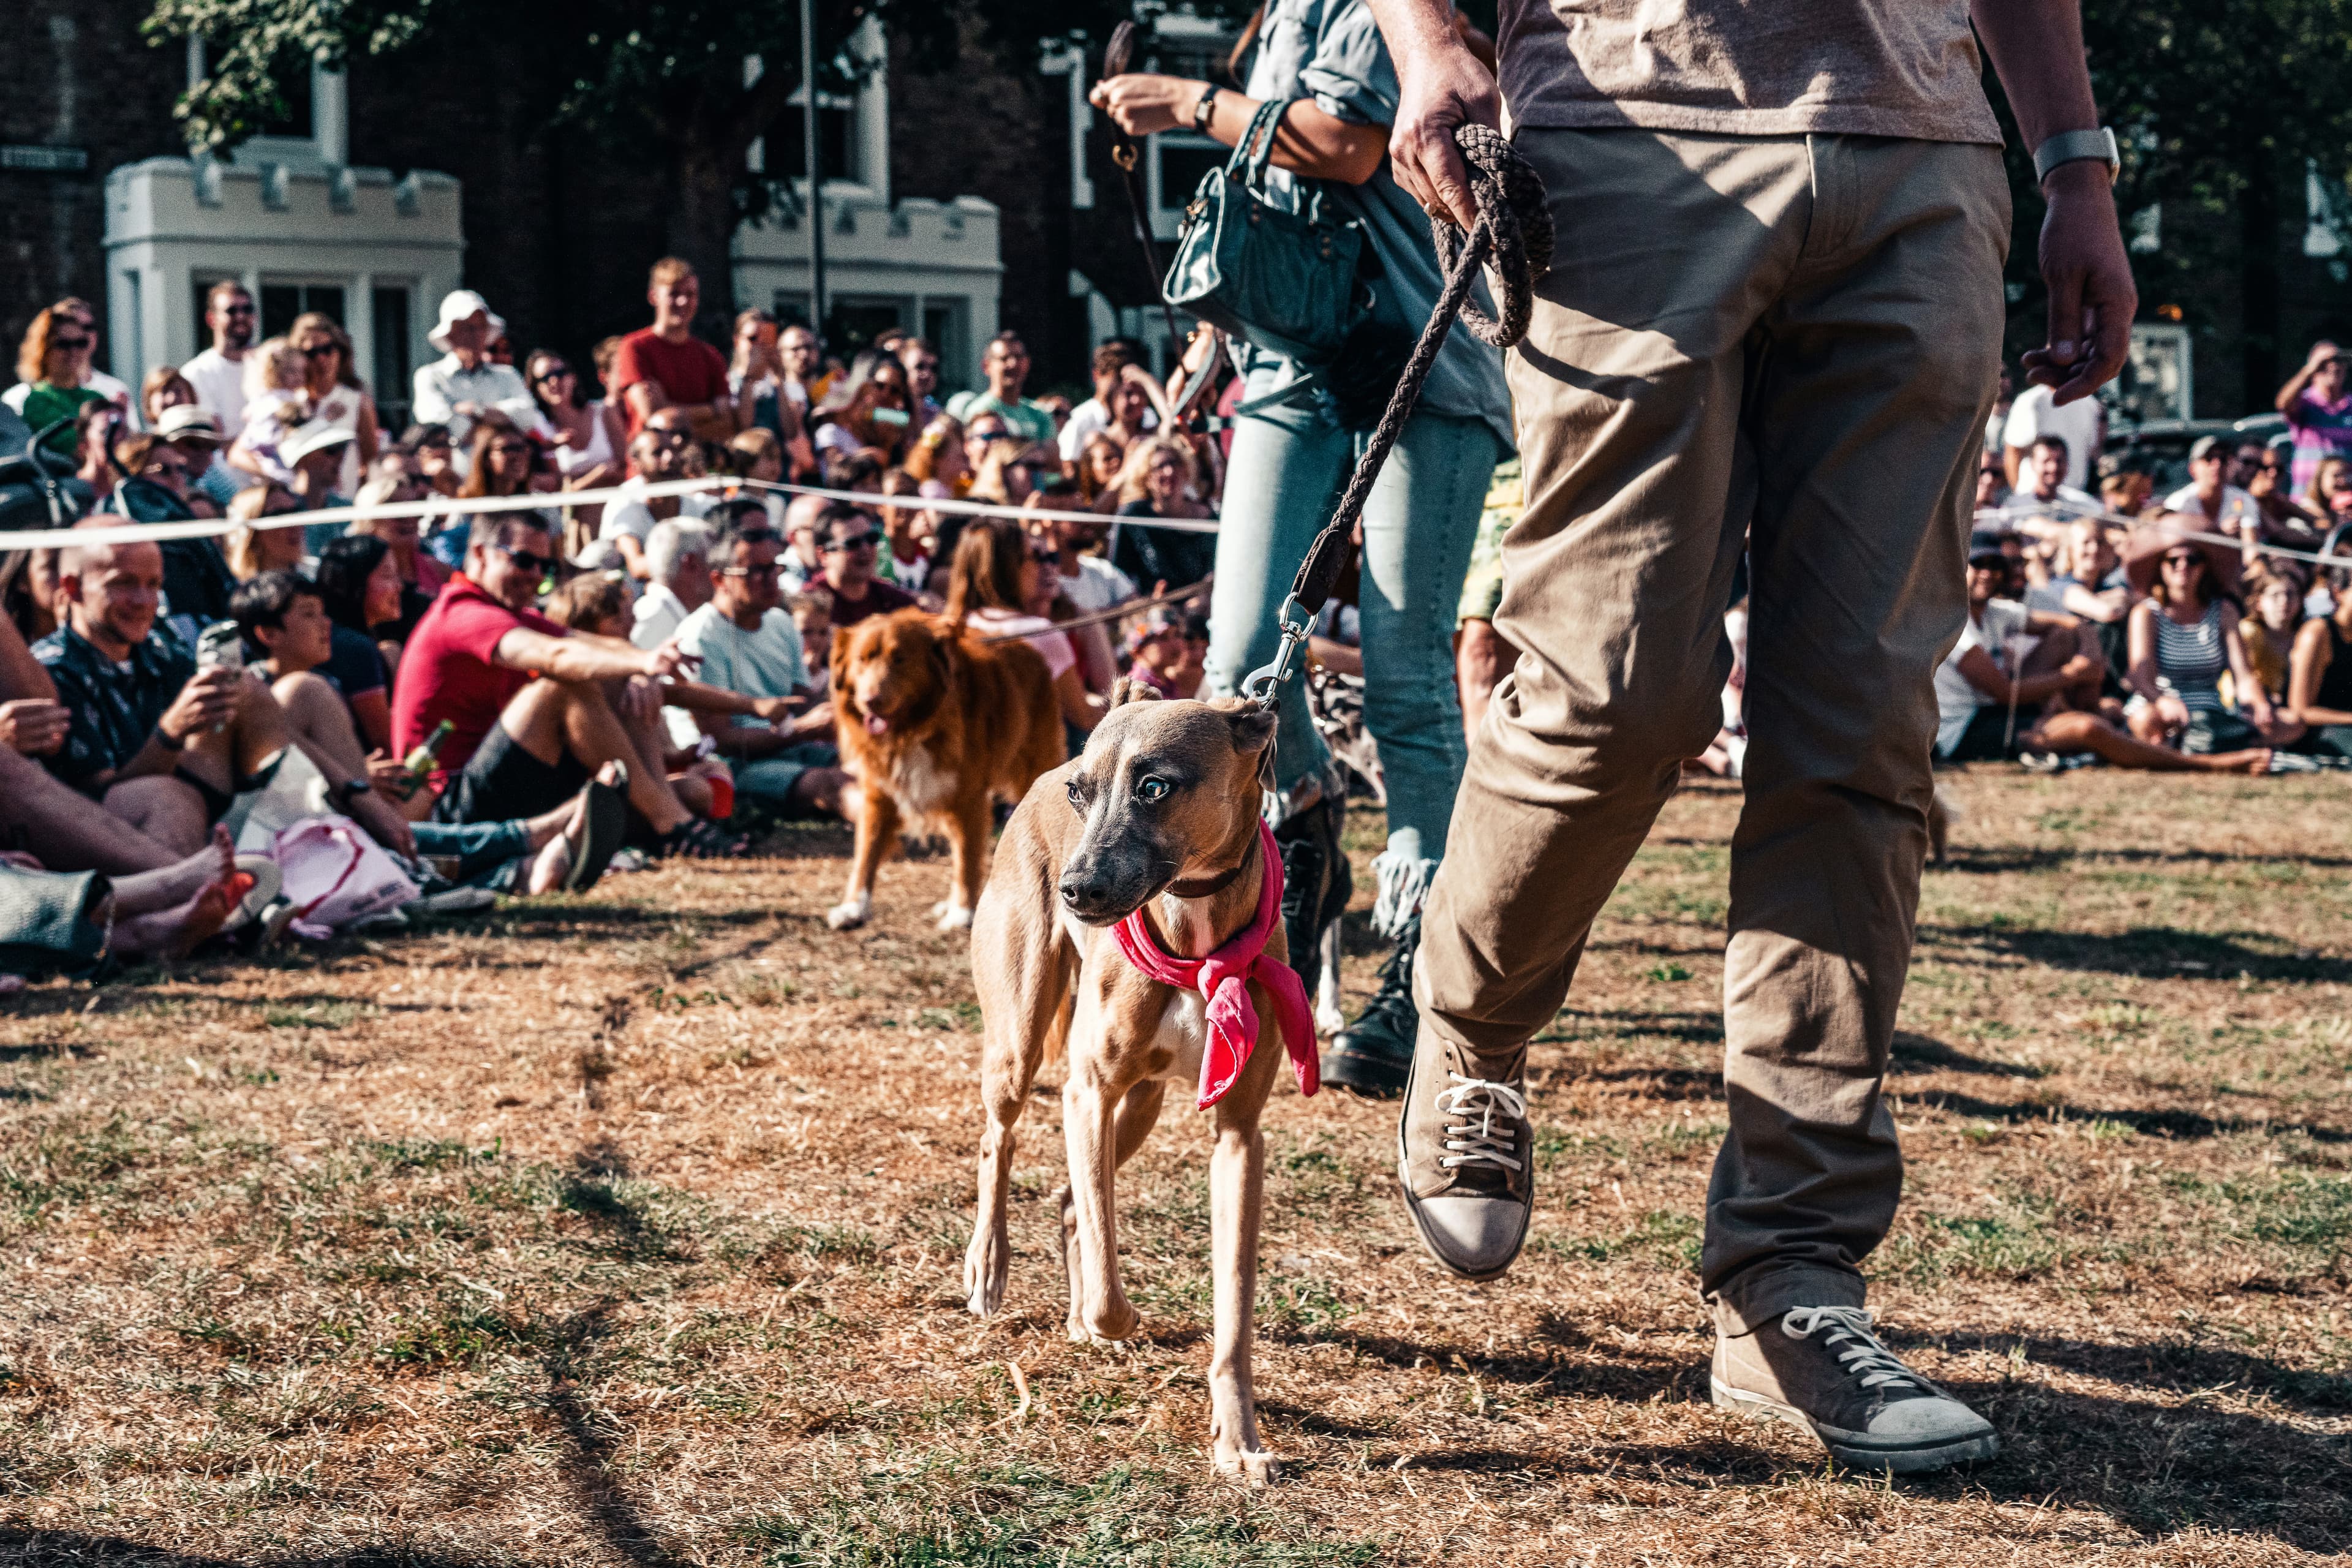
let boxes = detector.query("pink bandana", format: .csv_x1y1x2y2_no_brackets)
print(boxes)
1110,821,1319,1109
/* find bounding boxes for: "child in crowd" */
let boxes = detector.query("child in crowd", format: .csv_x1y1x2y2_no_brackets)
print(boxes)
228,338,314,484
789,587,834,698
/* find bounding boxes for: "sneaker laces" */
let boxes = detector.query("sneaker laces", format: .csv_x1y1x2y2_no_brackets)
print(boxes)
1780,1307,1931,1393
1434,1073,1527,1172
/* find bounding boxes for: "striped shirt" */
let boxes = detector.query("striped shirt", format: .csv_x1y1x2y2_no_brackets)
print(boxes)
2152,600,2226,712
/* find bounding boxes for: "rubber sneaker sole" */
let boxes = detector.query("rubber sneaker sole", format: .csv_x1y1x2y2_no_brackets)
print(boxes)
1710,1377,2001,1474
1395,1112,1532,1281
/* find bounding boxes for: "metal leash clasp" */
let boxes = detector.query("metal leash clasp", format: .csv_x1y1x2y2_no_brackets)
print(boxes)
1240,594,1313,706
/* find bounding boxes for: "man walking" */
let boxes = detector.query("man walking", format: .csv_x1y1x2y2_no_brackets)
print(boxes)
1366,0,2133,1472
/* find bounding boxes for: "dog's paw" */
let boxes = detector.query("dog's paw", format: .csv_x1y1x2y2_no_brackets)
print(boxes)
1212,1442,1283,1487
935,902,974,932
1072,1298,1140,1343
825,897,870,931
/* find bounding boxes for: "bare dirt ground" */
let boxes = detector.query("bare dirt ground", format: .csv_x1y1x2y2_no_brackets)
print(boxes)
1,767,2346,1566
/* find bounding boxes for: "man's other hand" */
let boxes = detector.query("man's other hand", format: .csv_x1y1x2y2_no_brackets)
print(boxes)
2021,164,2136,406
0,698,70,756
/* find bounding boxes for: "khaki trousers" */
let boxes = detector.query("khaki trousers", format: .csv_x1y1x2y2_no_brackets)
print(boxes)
1415,129,2011,1332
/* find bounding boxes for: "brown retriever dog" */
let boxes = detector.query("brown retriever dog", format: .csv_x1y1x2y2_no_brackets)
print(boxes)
827,609,1065,931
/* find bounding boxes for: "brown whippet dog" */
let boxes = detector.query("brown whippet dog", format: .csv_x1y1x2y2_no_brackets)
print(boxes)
965,686,1310,1485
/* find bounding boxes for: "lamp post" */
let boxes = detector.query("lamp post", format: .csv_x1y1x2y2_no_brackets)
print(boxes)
801,0,828,342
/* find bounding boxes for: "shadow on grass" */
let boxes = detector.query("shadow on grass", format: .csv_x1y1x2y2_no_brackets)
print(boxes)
1921,922,2352,984
1909,1085,2351,1144
1940,844,2352,874
0,1540,508,1567
542,1301,685,1568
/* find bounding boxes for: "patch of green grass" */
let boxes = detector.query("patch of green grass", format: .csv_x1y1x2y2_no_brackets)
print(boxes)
736,1461,1381,1567
1882,1209,2066,1283
1532,1208,1700,1267
1643,962,1693,983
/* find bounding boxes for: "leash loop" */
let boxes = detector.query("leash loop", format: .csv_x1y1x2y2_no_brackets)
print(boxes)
1240,124,1552,703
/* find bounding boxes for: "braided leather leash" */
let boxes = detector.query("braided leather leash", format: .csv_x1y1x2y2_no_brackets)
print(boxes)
1241,124,1553,703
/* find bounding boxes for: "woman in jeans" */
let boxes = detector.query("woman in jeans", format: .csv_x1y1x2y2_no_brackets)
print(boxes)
1095,0,1512,1096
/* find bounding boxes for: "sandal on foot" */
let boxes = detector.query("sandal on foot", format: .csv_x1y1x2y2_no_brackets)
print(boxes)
568,774,631,891
655,818,748,861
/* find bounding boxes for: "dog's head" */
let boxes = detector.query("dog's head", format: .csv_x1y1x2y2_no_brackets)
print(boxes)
832,609,952,739
1055,687,1276,925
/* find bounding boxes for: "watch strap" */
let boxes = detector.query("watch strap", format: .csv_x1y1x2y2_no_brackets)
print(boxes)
2033,127,2119,184
1192,86,1219,135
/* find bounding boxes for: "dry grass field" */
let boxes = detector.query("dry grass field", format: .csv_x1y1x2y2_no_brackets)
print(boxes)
1,767,2347,1566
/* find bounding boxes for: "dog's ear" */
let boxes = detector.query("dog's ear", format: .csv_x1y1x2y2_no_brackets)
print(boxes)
927,622,956,685
1110,676,1161,709
1226,700,1276,757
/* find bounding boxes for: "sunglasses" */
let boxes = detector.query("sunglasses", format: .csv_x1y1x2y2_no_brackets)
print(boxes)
731,526,778,544
300,344,339,360
50,336,91,351
496,544,558,575
823,530,882,552
720,562,782,580
491,442,532,457
534,366,573,382
2162,553,2205,570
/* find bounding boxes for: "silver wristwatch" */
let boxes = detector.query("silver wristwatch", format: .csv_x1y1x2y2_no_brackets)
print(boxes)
2032,127,2119,184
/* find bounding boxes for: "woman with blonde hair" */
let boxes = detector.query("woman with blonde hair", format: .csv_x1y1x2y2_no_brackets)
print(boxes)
2303,454,2352,526
444,417,555,568
1074,432,1127,511
1109,434,1215,589
943,516,1104,733
288,311,379,489
902,415,972,494
225,483,311,579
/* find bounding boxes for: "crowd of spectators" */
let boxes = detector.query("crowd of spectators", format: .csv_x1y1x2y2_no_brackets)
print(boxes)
0,258,1233,973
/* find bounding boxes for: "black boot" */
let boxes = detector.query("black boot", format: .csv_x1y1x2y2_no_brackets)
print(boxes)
1271,792,1345,998
1322,913,1417,1098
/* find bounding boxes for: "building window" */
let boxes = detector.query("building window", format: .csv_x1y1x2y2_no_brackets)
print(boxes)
187,39,346,168
372,286,414,430
260,281,345,337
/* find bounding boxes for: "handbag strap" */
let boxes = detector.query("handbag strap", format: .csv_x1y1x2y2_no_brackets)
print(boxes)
1230,97,1291,193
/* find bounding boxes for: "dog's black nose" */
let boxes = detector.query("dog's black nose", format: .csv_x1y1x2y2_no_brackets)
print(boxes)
1058,872,1099,911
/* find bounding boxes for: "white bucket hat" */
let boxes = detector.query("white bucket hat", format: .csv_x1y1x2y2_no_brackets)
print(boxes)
428,289,506,352
283,422,358,468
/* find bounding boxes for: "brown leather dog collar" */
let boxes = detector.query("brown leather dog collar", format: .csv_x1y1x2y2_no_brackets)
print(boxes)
1163,829,1261,902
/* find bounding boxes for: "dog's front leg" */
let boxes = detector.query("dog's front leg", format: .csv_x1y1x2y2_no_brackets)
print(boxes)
1207,1112,1279,1484
826,789,902,930
1060,1077,1164,1337
936,794,992,932
1060,1065,1141,1343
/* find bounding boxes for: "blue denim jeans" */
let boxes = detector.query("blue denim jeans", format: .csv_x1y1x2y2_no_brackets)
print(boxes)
412,818,532,889
1204,386,1502,931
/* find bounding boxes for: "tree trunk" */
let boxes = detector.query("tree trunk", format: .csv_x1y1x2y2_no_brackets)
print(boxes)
2241,148,2283,415
669,132,744,337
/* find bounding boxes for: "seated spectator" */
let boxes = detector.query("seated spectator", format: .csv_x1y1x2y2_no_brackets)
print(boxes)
1060,339,1155,464
810,503,918,630
1109,435,1218,589
225,484,311,580
2304,454,2352,527
726,426,790,527
902,415,971,496
631,518,716,650
350,472,449,641
402,423,463,498
598,426,714,579
672,523,856,818
1973,451,2010,514
875,470,934,593
778,492,829,594
822,450,886,497
2241,563,2307,707
1997,434,2097,526
2121,520,2282,758
2286,567,2352,760
944,516,1104,733
1125,605,1191,698
148,406,236,516
1075,434,1127,512
228,571,415,853
897,335,946,428
390,513,741,857
2244,442,2318,537
2166,436,2261,552
6,302,118,460
444,420,553,570
0,829,252,970
413,291,541,451
34,521,293,853
812,351,916,465
311,536,407,748
790,587,834,695
73,399,127,497
540,573,740,824
1041,508,1135,619
1933,541,2107,764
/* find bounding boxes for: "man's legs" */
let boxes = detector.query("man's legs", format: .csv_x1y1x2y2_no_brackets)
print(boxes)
1708,134,2010,1333
0,745,182,875
492,678,692,835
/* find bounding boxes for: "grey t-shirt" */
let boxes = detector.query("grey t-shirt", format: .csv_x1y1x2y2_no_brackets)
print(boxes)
1497,0,2001,145
1243,0,1515,450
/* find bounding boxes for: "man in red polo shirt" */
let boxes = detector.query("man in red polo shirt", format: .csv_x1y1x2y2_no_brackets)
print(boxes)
392,512,744,858
611,258,753,450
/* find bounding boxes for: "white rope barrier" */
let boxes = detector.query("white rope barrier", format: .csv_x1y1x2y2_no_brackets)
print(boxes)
0,473,1225,553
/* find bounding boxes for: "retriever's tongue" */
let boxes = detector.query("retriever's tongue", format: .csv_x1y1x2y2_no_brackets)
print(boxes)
864,712,891,736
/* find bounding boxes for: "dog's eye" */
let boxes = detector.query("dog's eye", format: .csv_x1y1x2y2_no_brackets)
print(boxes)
1134,776,1170,804
1065,778,1087,810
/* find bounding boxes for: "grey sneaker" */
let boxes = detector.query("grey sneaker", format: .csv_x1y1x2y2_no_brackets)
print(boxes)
1396,1020,1532,1280
1712,1306,1999,1473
